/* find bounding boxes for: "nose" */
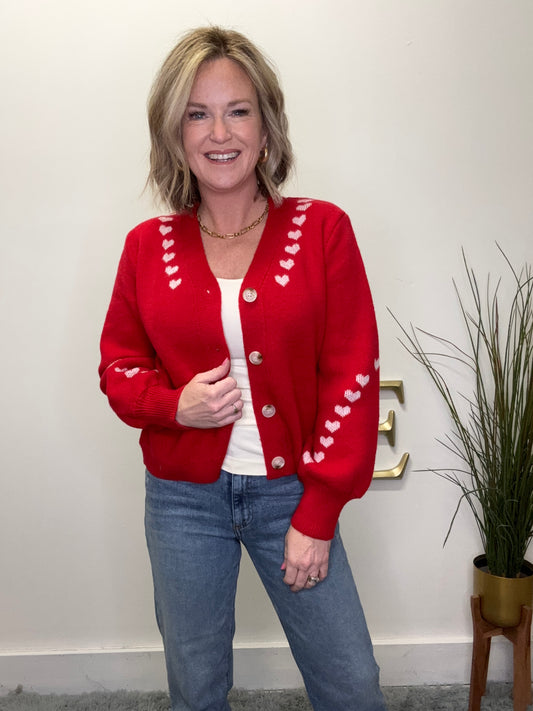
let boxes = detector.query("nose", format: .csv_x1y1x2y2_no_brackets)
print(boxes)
210,114,231,143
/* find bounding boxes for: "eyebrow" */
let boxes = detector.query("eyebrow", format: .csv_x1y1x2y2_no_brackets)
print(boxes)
186,99,253,108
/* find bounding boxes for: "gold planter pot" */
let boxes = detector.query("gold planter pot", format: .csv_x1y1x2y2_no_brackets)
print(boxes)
473,554,533,628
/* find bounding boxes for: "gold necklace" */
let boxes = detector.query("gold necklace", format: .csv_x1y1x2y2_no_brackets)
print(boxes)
197,201,269,240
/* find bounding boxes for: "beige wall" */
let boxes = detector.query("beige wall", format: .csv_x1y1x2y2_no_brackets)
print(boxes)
1,0,532,690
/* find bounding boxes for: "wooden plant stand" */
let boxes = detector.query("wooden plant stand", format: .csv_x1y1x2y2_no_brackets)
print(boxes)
469,595,532,711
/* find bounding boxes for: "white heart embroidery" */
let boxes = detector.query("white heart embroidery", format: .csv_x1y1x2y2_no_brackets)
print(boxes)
165,265,179,275
162,252,176,263
125,368,140,378
303,451,313,465
320,436,334,449
159,225,173,236
344,389,361,403
159,216,173,222
335,405,351,417
313,451,325,463
280,258,295,270
114,367,128,373
275,274,289,287
325,420,340,433
285,244,300,255
296,202,312,211
292,215,306,227
356,374,369,388
169,279,182,289
162,239,174,250
374,358,380,371
288,230,302,240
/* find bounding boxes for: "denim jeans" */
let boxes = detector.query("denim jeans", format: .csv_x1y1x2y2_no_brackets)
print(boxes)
145,469,387,711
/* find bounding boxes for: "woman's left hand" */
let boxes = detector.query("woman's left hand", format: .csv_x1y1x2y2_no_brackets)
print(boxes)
281,525,331,593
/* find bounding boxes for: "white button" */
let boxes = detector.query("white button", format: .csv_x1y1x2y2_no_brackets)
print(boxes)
242,288,257,303
271,456,285,470
249,351,263,365
262,404,276,418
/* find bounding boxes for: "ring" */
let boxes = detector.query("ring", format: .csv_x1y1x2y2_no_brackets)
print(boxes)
307,575,320,585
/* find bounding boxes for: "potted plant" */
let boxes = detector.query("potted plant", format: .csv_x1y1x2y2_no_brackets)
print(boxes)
393,246,533,627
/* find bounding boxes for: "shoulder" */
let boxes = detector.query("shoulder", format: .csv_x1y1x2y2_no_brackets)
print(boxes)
122,211,197,253
278,197,351,230
275,197,355,246
126,211,195,239
281,196,346,217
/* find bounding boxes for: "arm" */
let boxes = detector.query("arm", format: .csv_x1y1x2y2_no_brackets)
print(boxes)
292,212,380,541
99,230,243,430
99,232,183,429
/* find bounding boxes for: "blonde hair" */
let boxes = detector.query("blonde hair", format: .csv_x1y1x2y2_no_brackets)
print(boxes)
147,26,294,212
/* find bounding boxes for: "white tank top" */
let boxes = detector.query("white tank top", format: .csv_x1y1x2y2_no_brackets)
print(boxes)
217,278,267,476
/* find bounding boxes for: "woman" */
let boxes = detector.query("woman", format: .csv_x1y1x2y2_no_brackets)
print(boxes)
99,26,387,711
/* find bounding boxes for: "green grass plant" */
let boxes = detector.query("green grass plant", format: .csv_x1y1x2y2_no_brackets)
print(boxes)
393,246,533,578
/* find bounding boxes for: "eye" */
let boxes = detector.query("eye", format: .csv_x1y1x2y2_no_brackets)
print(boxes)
230,108,250,118
187,110,206,121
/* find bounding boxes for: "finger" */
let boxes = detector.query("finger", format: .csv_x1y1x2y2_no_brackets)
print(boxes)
215,379,241,400
230,399,243,417
282,563,298,588
305,573,321,589
290,569,311,592
194,358,231,384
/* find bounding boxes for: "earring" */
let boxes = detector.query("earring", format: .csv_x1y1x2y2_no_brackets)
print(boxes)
258,146,268,164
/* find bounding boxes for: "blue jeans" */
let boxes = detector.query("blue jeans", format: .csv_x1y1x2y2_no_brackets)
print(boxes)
145,469,386,711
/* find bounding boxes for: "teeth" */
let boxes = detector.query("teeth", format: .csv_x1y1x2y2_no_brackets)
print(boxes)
206,152,239,161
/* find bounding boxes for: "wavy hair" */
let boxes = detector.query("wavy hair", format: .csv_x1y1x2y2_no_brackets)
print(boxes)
147,26,293,212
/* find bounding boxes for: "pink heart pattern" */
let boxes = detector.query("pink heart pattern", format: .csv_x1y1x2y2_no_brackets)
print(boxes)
114,366,149,379
158,217,182,290
325,420,340,432
356,373,369,388
274,200,312,287
302,364,377,469
279,258,295,270
284,244,300,255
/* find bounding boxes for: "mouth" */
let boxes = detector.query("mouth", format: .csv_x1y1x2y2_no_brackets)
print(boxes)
205,151,240,163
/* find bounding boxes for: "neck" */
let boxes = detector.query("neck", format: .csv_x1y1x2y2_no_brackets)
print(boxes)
197,186,266,235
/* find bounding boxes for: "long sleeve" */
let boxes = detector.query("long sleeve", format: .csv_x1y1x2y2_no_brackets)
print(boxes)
98,230,182,430
291,212,379,540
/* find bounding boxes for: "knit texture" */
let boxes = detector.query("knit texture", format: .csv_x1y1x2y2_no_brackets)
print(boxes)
99,197,379,539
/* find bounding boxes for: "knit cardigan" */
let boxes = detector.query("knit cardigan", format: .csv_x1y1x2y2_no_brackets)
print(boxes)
99,197,379,540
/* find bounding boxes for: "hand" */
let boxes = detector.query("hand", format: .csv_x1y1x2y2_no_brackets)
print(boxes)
176,358,243,429
281,525,331,593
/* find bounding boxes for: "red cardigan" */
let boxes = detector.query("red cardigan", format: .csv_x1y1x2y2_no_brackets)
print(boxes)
99,197,379,540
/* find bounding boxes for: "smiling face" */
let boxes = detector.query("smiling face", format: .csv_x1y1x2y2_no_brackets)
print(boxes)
181,57,267,201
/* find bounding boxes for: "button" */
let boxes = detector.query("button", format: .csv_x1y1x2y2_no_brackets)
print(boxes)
242,288,257,303
262,404,276,418
249,351,263,365
271,456,285,470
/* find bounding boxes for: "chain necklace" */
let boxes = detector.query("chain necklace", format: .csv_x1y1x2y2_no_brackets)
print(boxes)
197,201,269,240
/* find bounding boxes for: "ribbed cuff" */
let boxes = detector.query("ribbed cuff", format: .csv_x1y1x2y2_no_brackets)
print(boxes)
135,386,184,429
290,481,347,540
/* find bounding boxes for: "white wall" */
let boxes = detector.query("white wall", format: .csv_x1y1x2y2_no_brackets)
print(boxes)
1,0,532,694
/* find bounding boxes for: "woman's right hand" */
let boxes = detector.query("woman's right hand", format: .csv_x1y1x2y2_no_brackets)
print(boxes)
175,358,243,429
